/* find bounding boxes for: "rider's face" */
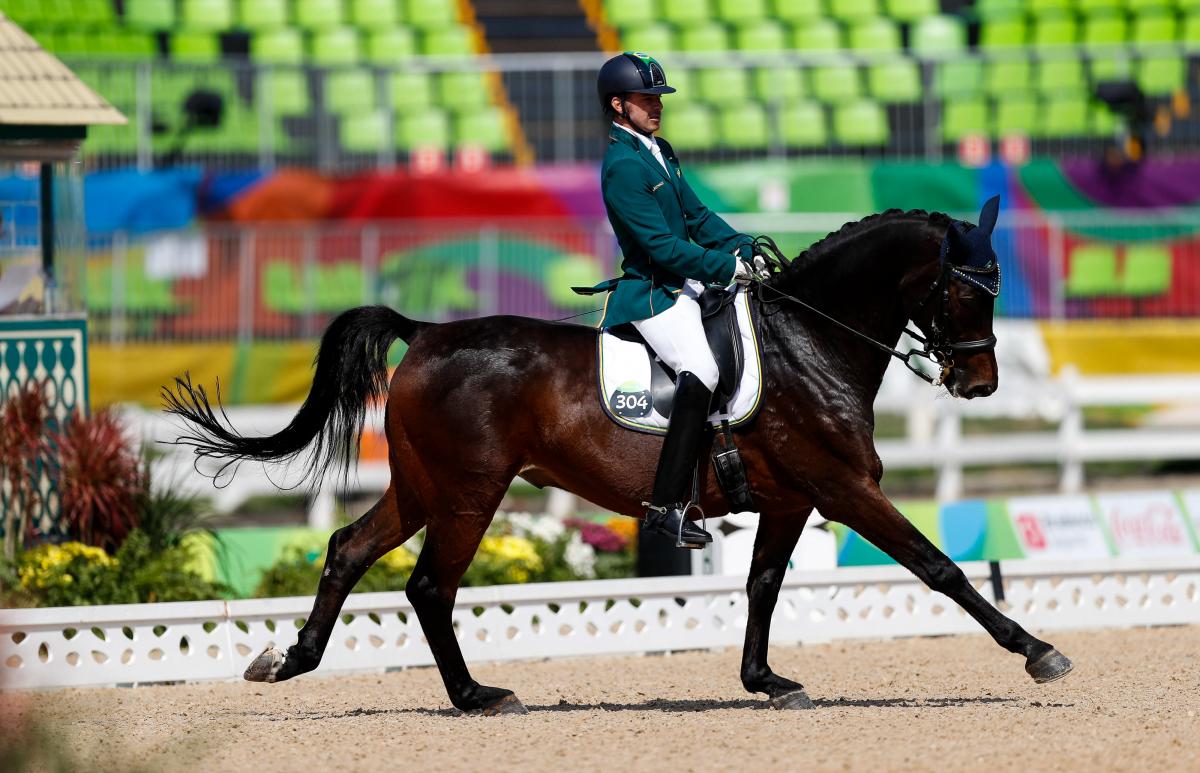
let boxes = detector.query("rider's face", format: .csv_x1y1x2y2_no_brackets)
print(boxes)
612,93,662,134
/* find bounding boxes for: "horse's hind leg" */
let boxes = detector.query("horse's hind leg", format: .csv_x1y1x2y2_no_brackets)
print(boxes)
740,509,814,710
404,509,528,715
245,485,426,683
823,479,1073,684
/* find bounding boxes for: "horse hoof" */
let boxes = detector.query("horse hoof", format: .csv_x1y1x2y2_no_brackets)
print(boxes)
770,689,815,710
244,646,285,683
1026,649,1073,684
472,694,529,717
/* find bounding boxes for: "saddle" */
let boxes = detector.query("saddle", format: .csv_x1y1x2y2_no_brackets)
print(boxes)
604,288,745,417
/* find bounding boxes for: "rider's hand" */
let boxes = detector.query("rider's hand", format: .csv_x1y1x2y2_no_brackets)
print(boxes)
750,251,770,280
733,259,756,286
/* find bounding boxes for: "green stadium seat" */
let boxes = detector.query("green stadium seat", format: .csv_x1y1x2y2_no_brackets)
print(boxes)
350,0,402,27
752,67,806,102
366,28,417,62
698,68,751,103
396,109,451,150
252,29,305,63
1026,0,1070,16
985,57,1032,96
91,30,157,58
261,69,311,115
388,71,434,109
735,21,788,50
834,99,889,146
1077,0,1121,13
1137,55,1186,95
974,0,1024,20
1036,58,1086,94
993,96,1038,135
1132,13,1177,49
911,15,968,58
661,103,717,151
1091,103,1120,136
439,71,491,111
264,263,302,313
716,0,768,23
868,58,921,103
172,31,221,61
52,31,91,55
311,27,363,64
1082,13,1127,49
662,0,711,24
341,112,389,153
980,18,1026,49
455,107,510,151
936,59,983,97
828,0,879,23
1039,95,1089,138
1090,55,1132,81
622,24,675,53
423,27,475,55
324,69,376,114
1127,0,1173,12
942,99,989,141
1066,244,1120,297
407,0,460,27
778,101,828,148
1184,15,1200,50
679,22,729,51
795,19,843,51
605,0,657,27
1121,245,1172,297
181,0,234,31
849,18,901,51
125,0,177,30
239,0,289,30
717,103,770,150
1032,15,1077,48
812,62,862,103
663,67,695,101
773,0,823,23
295,0,346,29
886,0,938,22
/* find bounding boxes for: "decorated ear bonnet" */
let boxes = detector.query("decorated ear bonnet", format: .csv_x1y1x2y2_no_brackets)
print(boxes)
941,195,1001,297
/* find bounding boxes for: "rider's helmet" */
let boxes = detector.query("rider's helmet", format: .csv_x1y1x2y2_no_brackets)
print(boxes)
597,52,676,116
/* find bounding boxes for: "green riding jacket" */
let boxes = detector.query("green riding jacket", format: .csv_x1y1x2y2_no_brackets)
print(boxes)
591,126,750,328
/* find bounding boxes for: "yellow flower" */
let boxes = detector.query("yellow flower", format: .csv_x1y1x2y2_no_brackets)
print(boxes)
378,546,417,574
606,517,639,547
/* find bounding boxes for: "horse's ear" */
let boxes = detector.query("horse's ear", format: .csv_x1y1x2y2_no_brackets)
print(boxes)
945,221,969,262
978,195,1000,235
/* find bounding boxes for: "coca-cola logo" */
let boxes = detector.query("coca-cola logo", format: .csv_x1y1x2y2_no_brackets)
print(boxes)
1108,503,1185,548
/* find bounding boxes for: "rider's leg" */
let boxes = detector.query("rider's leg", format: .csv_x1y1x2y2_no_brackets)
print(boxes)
632,292,720,548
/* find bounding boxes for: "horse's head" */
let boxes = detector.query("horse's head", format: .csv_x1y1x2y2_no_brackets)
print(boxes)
912,196,1002,399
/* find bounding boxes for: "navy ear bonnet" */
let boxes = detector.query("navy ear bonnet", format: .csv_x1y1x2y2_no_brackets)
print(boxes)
941,195,1001,296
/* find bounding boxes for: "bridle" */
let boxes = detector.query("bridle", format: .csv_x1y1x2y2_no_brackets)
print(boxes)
750,232,998,387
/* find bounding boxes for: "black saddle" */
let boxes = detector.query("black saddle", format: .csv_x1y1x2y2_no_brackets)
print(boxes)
606,288,745,418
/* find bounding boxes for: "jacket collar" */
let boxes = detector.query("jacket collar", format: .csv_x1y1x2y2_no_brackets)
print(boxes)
609,123,674,187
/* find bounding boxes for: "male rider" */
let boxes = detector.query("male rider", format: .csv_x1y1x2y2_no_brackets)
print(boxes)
589,52,767,549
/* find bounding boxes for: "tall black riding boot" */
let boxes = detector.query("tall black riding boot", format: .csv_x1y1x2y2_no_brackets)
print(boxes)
642,371,714,549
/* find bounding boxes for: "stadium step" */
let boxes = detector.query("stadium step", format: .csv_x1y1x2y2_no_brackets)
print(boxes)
471,0,600,54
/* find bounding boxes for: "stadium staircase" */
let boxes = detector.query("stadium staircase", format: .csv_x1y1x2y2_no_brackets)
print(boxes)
470,0,601,53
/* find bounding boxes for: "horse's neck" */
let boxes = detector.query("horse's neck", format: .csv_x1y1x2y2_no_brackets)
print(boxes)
766,219,943,400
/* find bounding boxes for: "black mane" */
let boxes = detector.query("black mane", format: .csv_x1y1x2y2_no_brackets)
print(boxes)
769,208,953,287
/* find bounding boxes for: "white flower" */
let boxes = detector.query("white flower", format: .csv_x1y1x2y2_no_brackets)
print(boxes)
502,511,567,543
564,532,595,579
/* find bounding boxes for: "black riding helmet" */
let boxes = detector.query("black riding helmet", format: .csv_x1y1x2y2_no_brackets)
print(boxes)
597,51,676,113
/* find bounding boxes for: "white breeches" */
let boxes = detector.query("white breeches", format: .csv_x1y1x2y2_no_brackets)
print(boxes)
631,279,720,392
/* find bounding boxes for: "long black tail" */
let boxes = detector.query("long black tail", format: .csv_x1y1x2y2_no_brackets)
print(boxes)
162,306,424,485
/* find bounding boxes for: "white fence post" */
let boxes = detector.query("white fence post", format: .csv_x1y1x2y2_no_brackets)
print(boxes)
935,404,963,503
1059,366,1084,493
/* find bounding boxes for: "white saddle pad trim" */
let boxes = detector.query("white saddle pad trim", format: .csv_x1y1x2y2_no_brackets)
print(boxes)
597,288,763,434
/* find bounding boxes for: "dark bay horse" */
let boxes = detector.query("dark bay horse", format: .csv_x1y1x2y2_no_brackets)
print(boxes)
165,204,1073,715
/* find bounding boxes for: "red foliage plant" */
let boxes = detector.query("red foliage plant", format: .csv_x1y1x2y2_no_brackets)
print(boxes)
0,381,51,560
53,409,145,552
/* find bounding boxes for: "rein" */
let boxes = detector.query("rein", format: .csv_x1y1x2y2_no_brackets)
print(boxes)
749,234,997,386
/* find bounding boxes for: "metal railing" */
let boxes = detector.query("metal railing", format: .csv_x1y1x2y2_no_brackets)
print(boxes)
72,208,1200,345
63,45,1200,170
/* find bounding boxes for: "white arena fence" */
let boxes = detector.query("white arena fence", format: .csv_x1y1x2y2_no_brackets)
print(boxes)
2,557,1198,690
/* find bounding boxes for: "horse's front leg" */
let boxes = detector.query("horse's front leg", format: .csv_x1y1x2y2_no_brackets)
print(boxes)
740,509,815,710
818,474,1073,683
